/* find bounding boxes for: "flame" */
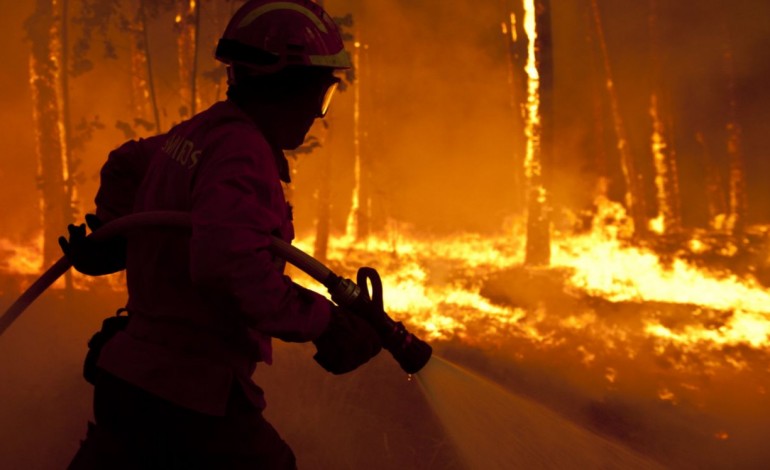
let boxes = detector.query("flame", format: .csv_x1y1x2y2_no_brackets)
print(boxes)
0,233,125,292
0,235,44,276
297,196,770,353
345,36,362,239
502,13,517,43
291,191,770,414
650,93,668,232
3,195,768,413
522,0,541,183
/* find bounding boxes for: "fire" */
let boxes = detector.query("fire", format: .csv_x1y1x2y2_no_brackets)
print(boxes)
3,197,769,413
649,93,669,234
292,205,770,446
3,192,768,412
522,0,541,183
299,197,770,348
293,193,770,398
0,235,44,276
0,233,124,292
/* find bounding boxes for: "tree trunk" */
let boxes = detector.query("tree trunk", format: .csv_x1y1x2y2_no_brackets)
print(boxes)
345,29,373,242
695,131,727,229
523,0,551,266
176,0,200,119
584,3,609,200
314,119,333,263
129,0,161,133
356,37,373,241
60,0,75,291
500,0,528,212
648,0,681,234
314,155,332,263
26,0,72,268
589,0,647,236
721,24,747,234
345,38,362,240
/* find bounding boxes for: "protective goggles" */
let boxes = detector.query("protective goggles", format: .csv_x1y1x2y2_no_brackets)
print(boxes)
318,77,341,118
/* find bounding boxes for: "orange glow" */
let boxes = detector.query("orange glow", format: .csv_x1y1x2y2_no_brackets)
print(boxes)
345,38,362,239
522,0,541,183
0,234,43,276
290,194,770,388
5,197,770,385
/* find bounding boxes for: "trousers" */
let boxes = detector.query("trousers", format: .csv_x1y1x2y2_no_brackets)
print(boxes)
67,371,296,469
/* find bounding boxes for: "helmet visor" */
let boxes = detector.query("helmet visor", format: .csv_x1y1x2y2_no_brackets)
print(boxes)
319,79,340,118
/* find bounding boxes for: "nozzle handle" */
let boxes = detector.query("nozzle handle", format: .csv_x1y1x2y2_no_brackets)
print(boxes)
326,268,432,374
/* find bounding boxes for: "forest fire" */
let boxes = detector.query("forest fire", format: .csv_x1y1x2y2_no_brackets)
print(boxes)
4,0,770,468
7,190,770,359
301,198,770,355
0,235,44,276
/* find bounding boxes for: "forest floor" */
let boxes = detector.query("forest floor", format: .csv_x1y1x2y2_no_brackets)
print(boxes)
1,263,768,469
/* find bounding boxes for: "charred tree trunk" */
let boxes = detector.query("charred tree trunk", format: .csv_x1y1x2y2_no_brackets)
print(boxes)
584,4,609,200
354,41,371,241
129,0,161,133
314,121,333,263
356,38,373,241
696,131,728,229
346,38,363,240
25,0,73,268
648,0,681,234
176,0,200,119
345,28,372,242
721,24,747,234
589,0,647,236
60,0,75,291
500,0,528,212
523,0,552,266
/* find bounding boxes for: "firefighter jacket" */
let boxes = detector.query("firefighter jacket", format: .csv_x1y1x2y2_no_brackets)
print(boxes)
94,100,332,416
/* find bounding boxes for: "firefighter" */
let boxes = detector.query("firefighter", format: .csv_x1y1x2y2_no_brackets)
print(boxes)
61,1,381,468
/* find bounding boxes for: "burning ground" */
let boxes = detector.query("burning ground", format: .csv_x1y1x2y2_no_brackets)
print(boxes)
3,0,770,468
2,199,770,468
289,198,770,469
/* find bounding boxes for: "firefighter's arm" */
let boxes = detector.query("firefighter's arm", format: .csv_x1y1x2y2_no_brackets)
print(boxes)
190,132,381,373
188,135,332,342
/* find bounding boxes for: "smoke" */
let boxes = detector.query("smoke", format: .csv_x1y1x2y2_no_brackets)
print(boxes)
0,1,42,240
291,0,517,235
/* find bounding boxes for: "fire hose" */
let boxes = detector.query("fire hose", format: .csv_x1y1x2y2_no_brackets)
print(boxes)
0,211,432,374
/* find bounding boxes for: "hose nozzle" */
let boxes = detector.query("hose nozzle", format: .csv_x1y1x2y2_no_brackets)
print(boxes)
325,268,432,374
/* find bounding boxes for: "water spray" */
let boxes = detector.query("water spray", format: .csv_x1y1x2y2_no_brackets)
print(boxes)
0,211,432,374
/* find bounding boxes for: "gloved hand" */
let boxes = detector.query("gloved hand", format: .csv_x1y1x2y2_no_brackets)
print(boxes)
58,214,127,276
313,306,382,375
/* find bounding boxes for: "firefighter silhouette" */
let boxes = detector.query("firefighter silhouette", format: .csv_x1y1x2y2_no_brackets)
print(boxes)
62,1,381,468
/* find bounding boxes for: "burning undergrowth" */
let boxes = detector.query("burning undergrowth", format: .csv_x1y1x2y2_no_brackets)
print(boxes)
2,198,770,467
287,198,770,468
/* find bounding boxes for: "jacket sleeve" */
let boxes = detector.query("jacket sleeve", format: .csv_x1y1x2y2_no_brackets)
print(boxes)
94,137,160,222
188,133,332,343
